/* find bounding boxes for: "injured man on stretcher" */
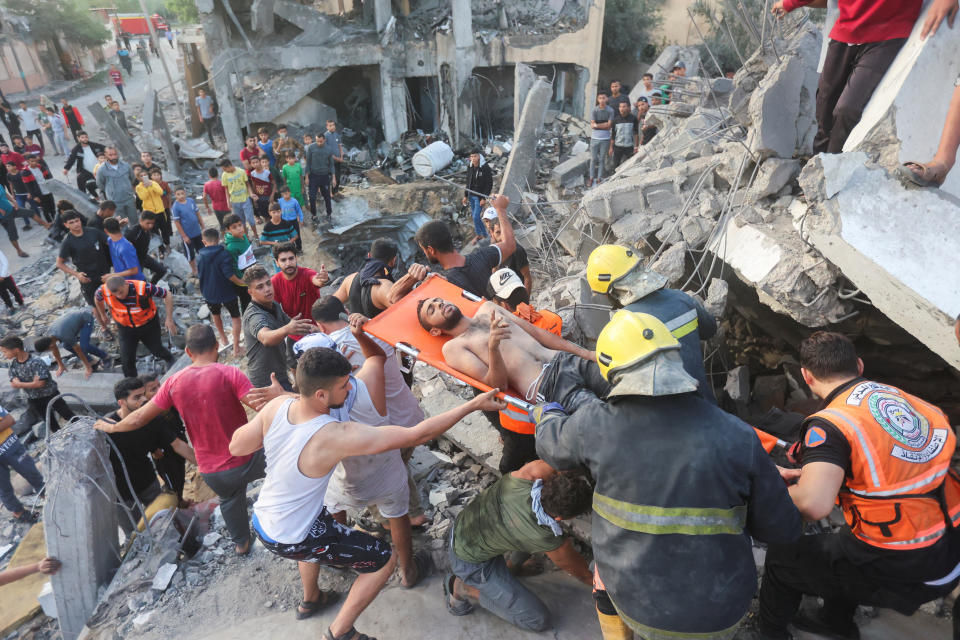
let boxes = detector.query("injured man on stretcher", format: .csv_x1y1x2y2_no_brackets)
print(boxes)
416,297,607,407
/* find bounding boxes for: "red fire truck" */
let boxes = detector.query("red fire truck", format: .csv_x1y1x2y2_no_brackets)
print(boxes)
113,13,168,36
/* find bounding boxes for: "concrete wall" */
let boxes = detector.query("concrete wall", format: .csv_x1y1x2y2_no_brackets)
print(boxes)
0,40,49,95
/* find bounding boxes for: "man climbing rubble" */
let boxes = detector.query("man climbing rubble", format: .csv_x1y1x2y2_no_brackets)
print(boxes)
333,238,428,319
229,345,506,640
755,331,960,640
444,460,593,631
534,311,801,640
587,244,717,403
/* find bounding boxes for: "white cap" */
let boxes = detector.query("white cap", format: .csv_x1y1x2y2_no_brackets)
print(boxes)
482,207,498,221
293,332,337,359
489,268,525,299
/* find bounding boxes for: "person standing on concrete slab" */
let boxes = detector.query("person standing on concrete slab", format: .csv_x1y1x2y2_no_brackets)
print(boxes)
270,244,329,340
15,102,43,154
63,132,104,199
445,461,592,631
462,151,493,243
34,310,111,378
0,404,44,523
772,0,956,154
108,65,127,105
0,335,75,434
588,93,614,188
203,166,231,229
197,228,245,358
97,147,138,224
242,265,313,391
94,276,177,378
229,347,505,636
304,132,337,222
415,194,516,298
0,249,23,316
102,377,195,534
609,101,640,168
56,210,113,332
95,324,270,555
324,120,344,198
136,43,152,74
535,312,801,640
587,244,718,404
109,101,131,137
195,88,217,147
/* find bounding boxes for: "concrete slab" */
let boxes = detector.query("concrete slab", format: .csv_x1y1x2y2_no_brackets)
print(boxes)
500,76,552,217
86,103,139,164
800,152,960,369
198,572,599,640
843,0,960,199
0,372,124,412
0,523,46,635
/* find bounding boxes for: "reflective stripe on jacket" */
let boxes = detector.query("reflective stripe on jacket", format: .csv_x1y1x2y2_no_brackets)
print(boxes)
100,280,156,327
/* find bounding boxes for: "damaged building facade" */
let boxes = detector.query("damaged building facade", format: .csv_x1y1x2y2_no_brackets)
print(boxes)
193,0,604,159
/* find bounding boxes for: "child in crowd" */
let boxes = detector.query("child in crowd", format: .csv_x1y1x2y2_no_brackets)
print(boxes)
203,166,230,229
21,135,42,160
260,203,298,271
248,156,275,224
0,335,74,433
149,167,174,250
171,187,205,276
0,250,24,315
104,217,144,281
197,227,245,357
280,152,304,208
222,214,253,310
135,170,167,246
276,185,303,252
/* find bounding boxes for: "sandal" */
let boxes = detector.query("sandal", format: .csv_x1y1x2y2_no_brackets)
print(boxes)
323,626,376,640
897,161,946,188
442,573,474,616
295,590,339,620
398,549,433,589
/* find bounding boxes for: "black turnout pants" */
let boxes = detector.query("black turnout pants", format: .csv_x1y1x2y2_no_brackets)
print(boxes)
117,317,174,378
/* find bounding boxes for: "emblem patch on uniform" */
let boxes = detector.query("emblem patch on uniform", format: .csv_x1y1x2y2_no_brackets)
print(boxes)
891,429,949,464
805,427,827,448
868,392,930,449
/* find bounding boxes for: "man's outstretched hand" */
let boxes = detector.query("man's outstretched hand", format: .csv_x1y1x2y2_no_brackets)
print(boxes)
247,372,287,411
470,388,507,412
922,0,958,38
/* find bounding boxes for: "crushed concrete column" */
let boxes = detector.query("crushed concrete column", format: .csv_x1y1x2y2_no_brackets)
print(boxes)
374,0,392,32
250,0,276,34
514,63,537,131
378,62,407,144
209,54,244,162
43,419,120,640
87,103,139,164
499,76,552,215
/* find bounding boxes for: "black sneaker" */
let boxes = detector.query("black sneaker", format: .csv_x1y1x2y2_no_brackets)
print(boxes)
13,510,38,524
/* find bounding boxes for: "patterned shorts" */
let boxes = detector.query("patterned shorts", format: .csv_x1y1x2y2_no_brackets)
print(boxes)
253,508,392,573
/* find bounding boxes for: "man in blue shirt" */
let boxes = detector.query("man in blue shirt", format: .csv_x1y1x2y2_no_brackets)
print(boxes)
172,186,205,275
0,186,28,258
104,217,144,281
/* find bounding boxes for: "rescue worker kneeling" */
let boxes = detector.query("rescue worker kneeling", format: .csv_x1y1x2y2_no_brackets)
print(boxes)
756,332,960,640
535,311,801,640
587,244,717,403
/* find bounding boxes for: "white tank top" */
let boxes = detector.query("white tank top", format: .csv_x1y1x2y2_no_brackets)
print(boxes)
253,398,338,544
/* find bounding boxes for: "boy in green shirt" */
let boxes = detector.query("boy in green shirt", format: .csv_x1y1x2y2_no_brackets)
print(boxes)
222,213,253,308
280,152,304,207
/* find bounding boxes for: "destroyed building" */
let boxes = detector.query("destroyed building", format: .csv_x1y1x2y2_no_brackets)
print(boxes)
193,0,604,160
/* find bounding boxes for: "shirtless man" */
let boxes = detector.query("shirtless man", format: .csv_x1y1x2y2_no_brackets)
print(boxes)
333,237,428,319
416,298,599,405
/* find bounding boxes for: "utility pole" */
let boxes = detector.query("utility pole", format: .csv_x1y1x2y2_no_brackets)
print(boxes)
137,1,186,124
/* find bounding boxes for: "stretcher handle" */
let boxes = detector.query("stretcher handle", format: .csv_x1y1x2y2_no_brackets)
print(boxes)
461,289,483,302
501,394,534,413
395,342,420,374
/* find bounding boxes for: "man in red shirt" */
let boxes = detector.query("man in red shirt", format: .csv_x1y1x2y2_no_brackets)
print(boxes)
270,242,329,340
773,0,957,153
202,166,230,229
94,324,270,555
239,135,261,171
108,65,127,105
0,142,25,171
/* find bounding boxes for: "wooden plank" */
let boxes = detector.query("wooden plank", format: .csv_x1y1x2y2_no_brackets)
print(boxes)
0,523,47,635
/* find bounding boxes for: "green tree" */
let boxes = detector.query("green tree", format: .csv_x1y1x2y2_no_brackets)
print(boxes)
5,0,111,75
164,0,199,23
690,0,770,73
602,0,665,61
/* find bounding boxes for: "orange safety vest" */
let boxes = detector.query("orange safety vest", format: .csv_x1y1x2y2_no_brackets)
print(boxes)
497,304,563,435
803,380,960,551
100,280,157,328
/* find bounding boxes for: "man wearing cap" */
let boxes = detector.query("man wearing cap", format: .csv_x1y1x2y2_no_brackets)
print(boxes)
489,268,561,337
463,151,493,243
534,311,800,640
587,244,717,403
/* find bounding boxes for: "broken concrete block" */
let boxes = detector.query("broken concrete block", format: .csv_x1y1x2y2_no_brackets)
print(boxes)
799,152,960,369
202,532,222,547
680,216,713,248
571,140,589,155
551,151,590,187
705,278,729,318
37,581,57,619
151,563,178,592
724,365,751,403
751,158,801,199
649,242,688,287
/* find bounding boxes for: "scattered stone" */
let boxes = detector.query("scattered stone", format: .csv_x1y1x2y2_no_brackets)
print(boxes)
152,562,179,592
649,242,688,287
203,532,222,547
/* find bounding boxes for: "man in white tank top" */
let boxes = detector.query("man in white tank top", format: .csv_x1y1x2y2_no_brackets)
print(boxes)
230,324,505,640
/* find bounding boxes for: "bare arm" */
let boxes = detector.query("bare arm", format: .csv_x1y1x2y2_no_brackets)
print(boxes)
384,264,428,306
0,414,14,430
56,256,85,281
94,399,165,433
520,265,533,294
257,314,314,346
500,307,593,360
70,344,94,376
229,398,278,455
490,194,516,262
0,558,60,586
349,314,386,416
544,539,592,586
443,339,500,387
170,438,197,465
786,461,845,521
333,273,353,304
162,294,177,335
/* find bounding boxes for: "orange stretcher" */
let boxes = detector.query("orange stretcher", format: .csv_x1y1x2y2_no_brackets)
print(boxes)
362,275,536,423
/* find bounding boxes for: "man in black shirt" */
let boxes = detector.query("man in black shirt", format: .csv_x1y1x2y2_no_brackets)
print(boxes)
463,151,493,242
86,200,117,232
55,210,111,332
124,211,168,284
104,377,195,533
483,209,532,294
609,101,640,167
607,79,631,113
414,194,516,298
61,131,104,199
